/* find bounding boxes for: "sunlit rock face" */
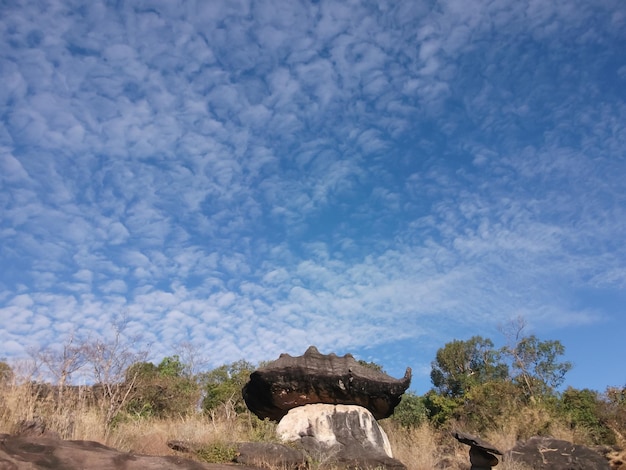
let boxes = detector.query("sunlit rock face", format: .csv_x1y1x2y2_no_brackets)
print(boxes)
242,345,412,421
277,404,395,461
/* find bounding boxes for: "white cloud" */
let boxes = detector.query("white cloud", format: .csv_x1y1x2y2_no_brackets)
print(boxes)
0,0,624,393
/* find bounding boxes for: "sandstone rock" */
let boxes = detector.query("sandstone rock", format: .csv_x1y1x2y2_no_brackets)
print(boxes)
243,346,411,421
506,436,610,469
0,434,260,470
235,441,307,468
453,431,502,469
276,403,405,470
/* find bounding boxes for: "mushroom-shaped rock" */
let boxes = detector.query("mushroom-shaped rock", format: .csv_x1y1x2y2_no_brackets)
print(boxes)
454,431,503,469
242,346,412,421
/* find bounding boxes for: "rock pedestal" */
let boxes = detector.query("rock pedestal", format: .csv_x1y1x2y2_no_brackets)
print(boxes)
454,431,502,469
277,404,405,470
242,346,412,469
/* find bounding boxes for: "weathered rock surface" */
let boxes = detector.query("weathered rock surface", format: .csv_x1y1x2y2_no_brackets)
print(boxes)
242,346,411,421
276,404,405,470
0,434,260,470
234,442,307,468
453,431,502,469
506,436,610,469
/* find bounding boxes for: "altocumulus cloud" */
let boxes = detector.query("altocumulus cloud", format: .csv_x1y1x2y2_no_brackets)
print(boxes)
1,0,625,391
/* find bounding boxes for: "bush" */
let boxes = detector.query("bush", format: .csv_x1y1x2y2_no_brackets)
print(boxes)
462,381,525,432
196,442,238,463
392,392,428,428
558,387,615,445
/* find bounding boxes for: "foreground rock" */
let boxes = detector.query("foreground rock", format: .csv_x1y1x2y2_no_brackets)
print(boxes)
0,434,260,470
506,436,610,469
234,442,307,468
243,346,411,421
276,404,404,470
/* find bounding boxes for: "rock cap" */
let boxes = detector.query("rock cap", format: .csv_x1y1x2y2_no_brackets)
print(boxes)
242,346,411,421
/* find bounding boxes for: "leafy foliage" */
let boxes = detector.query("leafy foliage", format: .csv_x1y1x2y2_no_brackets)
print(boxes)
505,335,572,399
422,390,462,426
462,380,525,431
200,360,256,416
391,391,428,428
125,355,200,418
196,442,238,463
559,387,615,444
430,336,508,398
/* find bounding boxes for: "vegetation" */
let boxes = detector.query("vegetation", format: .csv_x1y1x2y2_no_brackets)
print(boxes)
0,325,624,470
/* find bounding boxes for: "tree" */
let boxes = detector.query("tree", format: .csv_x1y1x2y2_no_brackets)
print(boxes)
559,387,614,445
125,356,200,418
430,336,508,397
463,380,525,432
157,355,187,378
391,391,428,428
200,360,256,417
80,321,149,434
499,316,572,399
31,333,86,401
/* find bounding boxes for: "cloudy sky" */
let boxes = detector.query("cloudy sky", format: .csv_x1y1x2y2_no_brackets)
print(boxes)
1,0,625,392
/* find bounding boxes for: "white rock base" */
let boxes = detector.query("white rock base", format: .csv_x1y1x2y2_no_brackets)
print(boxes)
276,403,393,458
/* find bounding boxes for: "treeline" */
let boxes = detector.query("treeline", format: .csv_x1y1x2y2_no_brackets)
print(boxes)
1,321,625,447
394,334,626,446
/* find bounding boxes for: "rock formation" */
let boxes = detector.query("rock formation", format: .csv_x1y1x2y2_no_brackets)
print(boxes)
0,433,249,470
453,431,502,469
276,403,404,469
506,436,611,469
242,345,412,421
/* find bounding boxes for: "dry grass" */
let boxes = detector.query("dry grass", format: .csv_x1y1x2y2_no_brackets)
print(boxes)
0,381,612,470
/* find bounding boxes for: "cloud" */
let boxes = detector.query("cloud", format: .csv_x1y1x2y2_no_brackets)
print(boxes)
0,0,625,392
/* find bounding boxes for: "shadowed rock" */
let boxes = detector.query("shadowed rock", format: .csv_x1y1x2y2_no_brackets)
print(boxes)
506,436,610,469
0,434,261,470
242,346,412,421
453,431,502,469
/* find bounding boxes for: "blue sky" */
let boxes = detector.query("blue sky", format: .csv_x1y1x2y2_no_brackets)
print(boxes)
1,0,625,393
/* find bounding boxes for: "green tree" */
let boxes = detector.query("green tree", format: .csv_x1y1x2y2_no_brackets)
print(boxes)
125,356,200,418
157,355,188,378
430,336,508,398
463,380,525,432
391,391,428,428
504,335,572,399
422,390,462,426
559,387,614,445
201,360,255,416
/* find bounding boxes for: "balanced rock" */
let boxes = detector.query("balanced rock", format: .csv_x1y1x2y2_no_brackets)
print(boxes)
276,404,405,470
242,346,412,421
453,431,502,469
506,436,610,469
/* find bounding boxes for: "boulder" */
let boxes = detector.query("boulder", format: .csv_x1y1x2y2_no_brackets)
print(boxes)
234,442,307,468
453,431,502,469
242,346,411,421
506,436,610,469
276,403,405,470
0,433,260,470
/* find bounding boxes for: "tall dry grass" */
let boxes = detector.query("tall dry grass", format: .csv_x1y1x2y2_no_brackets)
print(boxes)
0,379,604,470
